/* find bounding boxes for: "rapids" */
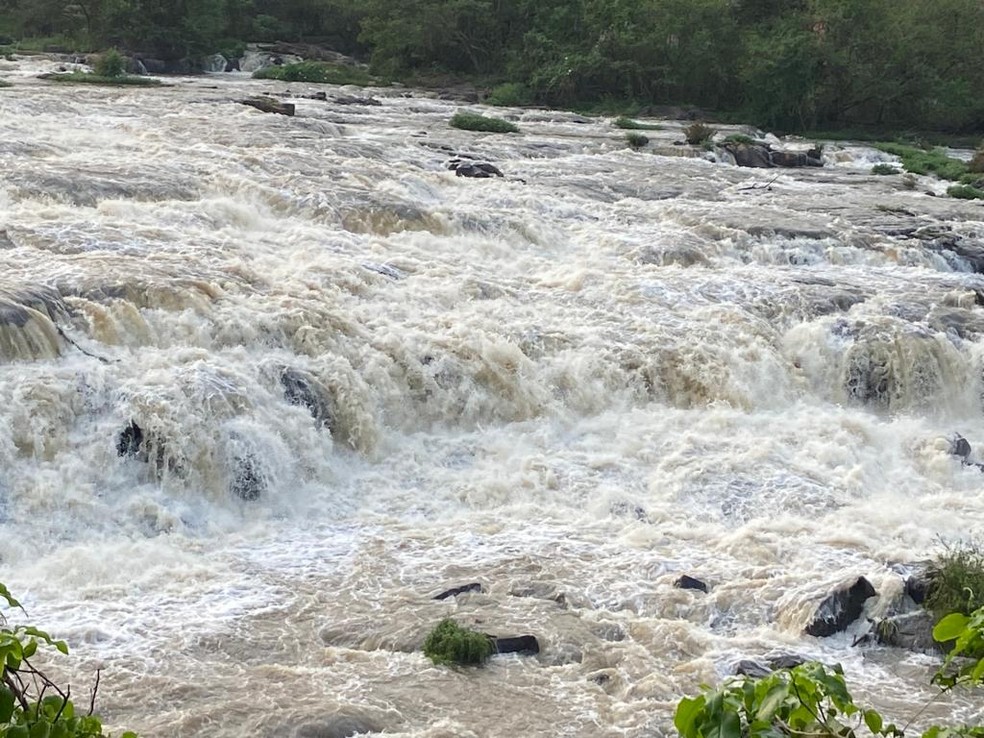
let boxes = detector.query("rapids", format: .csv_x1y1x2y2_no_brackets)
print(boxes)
1,56,983,736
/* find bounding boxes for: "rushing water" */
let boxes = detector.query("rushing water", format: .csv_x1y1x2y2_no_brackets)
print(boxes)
1,55,984,737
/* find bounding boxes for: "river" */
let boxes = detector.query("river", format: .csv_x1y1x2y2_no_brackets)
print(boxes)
1,56,983,737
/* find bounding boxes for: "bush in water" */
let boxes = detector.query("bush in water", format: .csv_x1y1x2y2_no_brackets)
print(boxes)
675,605,984,738
93,48,124,78
874,143,967,181
872,163,900,175
948,184,984,200
252,61,374,86
925,542,984,617
0,582,137,738
449,112,519,133
422,618,493,666
684,122,715,145
625,132,649,149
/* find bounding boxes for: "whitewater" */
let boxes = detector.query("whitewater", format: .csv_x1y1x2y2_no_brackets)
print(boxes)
1,56,983,736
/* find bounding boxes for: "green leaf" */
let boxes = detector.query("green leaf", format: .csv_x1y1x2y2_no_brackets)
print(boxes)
864,709,884,734
28,721,50,738
933,613,970,643
0,685,15,723
707,709,742,738
755,683,789,721
674,695,706,737
7,725,30,738
118,732,140,738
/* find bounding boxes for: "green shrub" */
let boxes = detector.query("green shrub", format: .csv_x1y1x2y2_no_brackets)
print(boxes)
874,143,967,181
969,147,984,174
625,132,649,149
252,61,374,86
0,582,138,738
93,48,125,78
925,543,984,619
422,618,494,666
948,185,984,201
40,71,161,86
684,122,715,146
723,133,756,145
872,163,901,175
933,605,984,688
449,112,519,133
486,82,532,107
614,116,661,130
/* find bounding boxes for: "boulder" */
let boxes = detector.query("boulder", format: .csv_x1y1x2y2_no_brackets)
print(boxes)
949,433,972,461
241,96,295,117
433,583,482,600
332,95,382,106
734,660,772,678
204,53,227,73
231,454,264,501
874,610,939,652
116,421,145,458
125,57,148,76
224,57,241,72
280,368,334,430
674,575,709,593
804,576,877,637
726,142,772,168
293,715,383,738
450,160,504,178
770,150,823,168
490,635,540,656
904,563,935,605
138,58,167,74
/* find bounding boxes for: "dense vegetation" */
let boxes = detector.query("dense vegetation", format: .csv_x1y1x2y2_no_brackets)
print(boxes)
422,618,494,666
1,0,982,133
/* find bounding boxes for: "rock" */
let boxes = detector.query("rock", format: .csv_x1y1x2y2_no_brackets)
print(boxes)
241,97,295,116
770,150,823,168
804,576,877,637
433,583,482,600
293,715,383,738
490,635,540,656
450,160,504,178
874,610,939,652
332,95,382,106
125,57,148,76
769,654,807,670
231,454,264,501
674,575,709,593
204,54,227,73
280,368,334,430
725,142,772,168
116,421,144,458
137,58,167,74
224,57,241,72
949,433,972,461
734,660,772,678
903,563,934,605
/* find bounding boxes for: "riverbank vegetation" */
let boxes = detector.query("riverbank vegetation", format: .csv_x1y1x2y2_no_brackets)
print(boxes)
1,582,137,738
1,0,982,135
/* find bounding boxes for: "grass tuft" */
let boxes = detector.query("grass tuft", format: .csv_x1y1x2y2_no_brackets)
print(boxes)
871,163,900,175
252,61,374,86
947,184,984,201
684,122,715,145
423,618,494,666
450,111,519,133
614,115,661,130
625,132,649,149
925,542,984,619
874,143,967,181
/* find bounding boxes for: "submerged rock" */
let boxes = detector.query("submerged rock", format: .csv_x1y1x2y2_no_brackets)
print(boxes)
280,368,335,431
433,583,483,600
490,635,540,656
804,576,877,637
116,421,144,458
292,715,383,738
241,96,295,116
874,610,939,653
448,159,504,178
674,575,709,593
231,454,264,501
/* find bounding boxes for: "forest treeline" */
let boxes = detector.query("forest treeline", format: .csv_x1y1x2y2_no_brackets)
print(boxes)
2,0,983,132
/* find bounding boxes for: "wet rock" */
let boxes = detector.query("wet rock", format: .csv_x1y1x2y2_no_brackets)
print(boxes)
332,95,381,106
804,576,877,637
293,715,383,738
136,58,167,74
280,368,335,430
241,96,295,116
874,610,939,653
231,454,264,501
903,562,934,605
116,421,144,458
491,635,540,656
770,149,823,168
225,57,241,72
769,654,807,670
675,575,709,593
949,434,972,461
125,57,148,76
449,160,504,178
433,583,482,600
725,142,772,168
734,659,772,678
609,500,647,520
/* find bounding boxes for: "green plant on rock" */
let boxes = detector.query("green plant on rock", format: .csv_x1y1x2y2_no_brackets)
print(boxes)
625,132,649,149
874,143,967,181
684,122,715,146
872,163,901,175
925,542,984,618
93,48,124,78
449,112,519,133
614,116,661,130
948,185,984,201
422,618,493,666
252,61,374,86
0,582,137,738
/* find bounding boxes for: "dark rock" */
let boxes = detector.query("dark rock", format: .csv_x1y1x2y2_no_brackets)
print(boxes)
768,654,807,670
804,576,877,637
225,57,241,72
726,142,773,168
949,434,972,461
675,575,709,593
138,58,167,74
232,455,264,501
241,96,295,116
770,150,823,168
874,610,939,653
450,160,504,178
433,583,482,600
734,660,772,678
126,57,148,76
490,635,540,656
293,715,383,738
903,563,934,605
332,95,382,106
116,421,144,458
280,368,334,430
